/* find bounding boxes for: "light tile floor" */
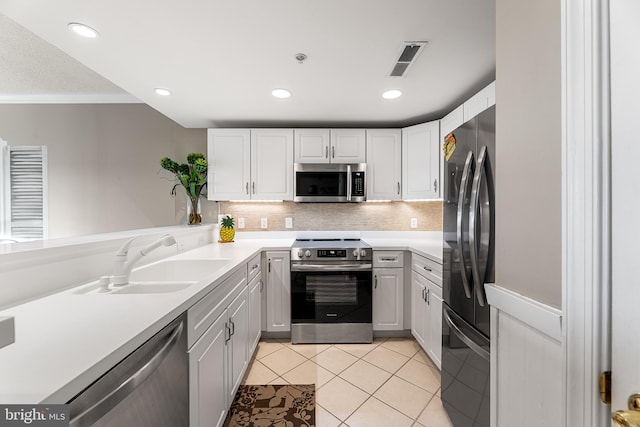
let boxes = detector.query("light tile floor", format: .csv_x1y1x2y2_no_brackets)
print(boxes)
242,337,455,427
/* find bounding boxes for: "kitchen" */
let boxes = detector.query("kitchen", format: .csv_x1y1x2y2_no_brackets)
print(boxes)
0,0,631,426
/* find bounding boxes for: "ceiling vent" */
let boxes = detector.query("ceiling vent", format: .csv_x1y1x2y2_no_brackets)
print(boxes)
389,41,428,77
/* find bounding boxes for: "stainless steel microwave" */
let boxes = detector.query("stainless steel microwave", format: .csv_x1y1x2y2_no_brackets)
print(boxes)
294,163,366,202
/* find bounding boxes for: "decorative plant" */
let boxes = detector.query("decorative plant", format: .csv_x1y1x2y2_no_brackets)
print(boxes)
160,153,207,224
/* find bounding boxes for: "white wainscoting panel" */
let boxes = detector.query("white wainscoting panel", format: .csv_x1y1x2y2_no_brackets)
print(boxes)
487,284,563,427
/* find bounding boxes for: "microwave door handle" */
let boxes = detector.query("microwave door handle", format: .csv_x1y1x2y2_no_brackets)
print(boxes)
346,164,352,201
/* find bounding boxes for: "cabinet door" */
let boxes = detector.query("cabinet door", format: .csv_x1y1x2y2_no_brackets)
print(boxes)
373,268,404,330
402,121,440,200
426,281,443,370
207,129,251,201
265,251,291,332
295,129,330,163
411,272,428,348
248,274,262,355
330,129,366,163
189,311,228,427
251,129,294,200
227,287,249,403
366,129,402,201
440,105,464,138
463,81,496,122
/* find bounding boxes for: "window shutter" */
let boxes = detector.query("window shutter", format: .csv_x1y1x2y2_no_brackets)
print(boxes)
2,144,48,240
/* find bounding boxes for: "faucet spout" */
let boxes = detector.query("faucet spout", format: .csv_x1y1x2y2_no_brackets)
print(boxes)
112,234,177,286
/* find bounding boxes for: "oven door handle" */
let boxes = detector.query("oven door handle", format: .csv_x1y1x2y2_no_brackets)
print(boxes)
291,263,372,272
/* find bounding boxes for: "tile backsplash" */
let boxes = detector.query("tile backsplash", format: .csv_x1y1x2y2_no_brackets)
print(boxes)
219,201,442,232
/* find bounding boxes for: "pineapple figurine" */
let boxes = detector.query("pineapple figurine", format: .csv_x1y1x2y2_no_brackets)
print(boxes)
219,215,235,242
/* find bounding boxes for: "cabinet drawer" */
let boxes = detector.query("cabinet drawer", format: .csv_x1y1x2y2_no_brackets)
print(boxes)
187,267,247,348
412,253,442,286
373,251,404,268
247,253,261,282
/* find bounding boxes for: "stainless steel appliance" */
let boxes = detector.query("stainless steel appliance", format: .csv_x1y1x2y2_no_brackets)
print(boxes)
290,238,373,343
441,106,494,427
294,163,366,202
68,314,188,427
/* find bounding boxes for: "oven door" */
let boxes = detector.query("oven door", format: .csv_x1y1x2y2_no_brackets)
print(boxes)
290,264,372,324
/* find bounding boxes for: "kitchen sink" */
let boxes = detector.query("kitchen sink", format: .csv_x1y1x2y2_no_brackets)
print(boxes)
129,258,233,282
73,258,233,295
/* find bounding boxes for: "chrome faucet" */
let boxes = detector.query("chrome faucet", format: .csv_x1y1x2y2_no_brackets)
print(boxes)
112,234,177,286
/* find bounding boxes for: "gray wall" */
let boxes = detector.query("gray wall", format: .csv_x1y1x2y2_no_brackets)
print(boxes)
0,104,208,239
495,0,562,308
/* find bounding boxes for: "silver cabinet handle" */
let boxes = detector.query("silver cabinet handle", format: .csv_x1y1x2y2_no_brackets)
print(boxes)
225,323,231,342
229,319,235,336
70,320,184,427
434,179,438,192
252,182,255,194
251,264,259,271
397,182,400,195
426,289,430,305
332,146,335,158
374,275,378,289
423,265,432,272
469,145,492,307
421,287,426,301
456,150,474,300
246,182,249,195
380,257,397,262
268,259,271,272
325,146,329,159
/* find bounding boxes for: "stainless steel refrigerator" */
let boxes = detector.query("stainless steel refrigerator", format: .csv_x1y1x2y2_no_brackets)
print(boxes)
441,105,494,427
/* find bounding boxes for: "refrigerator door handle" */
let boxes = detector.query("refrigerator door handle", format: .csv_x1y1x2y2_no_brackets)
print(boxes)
443,306,490,361
456,150,474,299
469,145,491,307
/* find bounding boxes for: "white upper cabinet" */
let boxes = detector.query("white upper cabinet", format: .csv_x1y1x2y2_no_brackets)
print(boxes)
463,81,496,123
366,129,402,200
330,129,366,163
294,129,331,163
440,105,464,138
295,129,366,164
207,129,251,201
402,121,441,200
250,129,294,200
207,129,293,201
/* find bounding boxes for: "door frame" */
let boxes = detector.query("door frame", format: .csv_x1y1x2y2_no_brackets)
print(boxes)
562,0,611,425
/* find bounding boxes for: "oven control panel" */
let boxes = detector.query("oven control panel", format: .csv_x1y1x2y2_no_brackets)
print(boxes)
291,247,371,262
318,249,346,258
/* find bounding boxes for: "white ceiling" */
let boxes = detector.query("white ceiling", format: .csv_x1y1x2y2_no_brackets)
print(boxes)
0,0,495,128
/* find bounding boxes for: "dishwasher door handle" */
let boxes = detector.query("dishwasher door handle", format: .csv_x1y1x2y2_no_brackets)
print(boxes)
69,320,184,427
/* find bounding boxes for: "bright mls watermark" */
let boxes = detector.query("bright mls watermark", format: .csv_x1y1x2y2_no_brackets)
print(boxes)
0,405,68,426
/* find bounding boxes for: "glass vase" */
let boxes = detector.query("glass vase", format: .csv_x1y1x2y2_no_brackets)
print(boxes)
187,197,202,225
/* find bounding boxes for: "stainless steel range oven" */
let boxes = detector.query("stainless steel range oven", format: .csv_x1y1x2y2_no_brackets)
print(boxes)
290,239,373,344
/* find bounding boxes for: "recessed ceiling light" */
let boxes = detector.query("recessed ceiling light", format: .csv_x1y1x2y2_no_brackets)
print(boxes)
154,88,172,96
68,23,99,39
272,89,292,99
382,90,402,100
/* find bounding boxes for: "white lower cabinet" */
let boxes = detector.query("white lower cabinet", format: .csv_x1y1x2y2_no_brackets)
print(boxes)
411,254,443,369
187,266,251,427
248,274,262,356
189,310,227,427
226,287,249,404
373,268,404,330
265,251,291,332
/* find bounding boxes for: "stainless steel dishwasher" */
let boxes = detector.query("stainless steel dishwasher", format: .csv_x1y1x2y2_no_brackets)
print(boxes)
68,314,188,427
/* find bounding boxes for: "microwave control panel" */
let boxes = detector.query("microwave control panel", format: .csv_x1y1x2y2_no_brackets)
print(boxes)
352,172,365,197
